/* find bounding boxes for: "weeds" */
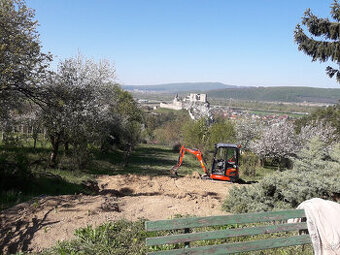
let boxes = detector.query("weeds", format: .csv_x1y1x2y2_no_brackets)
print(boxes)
37,219,313,255
40,220,149,255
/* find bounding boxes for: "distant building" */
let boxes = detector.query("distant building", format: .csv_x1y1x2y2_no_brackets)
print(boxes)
160,93,211,120
160,93,208,110
187,93,207,103
159,94,183,110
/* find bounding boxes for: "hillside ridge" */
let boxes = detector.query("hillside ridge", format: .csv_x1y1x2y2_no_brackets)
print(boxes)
122,82,239,92
208,86,340,104
124,83,340,104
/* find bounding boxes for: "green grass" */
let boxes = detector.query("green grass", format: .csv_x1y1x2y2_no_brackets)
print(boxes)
0,143,204,210
0,143,87,210
240,166,276,182
209,98,318,114
248,110,304,118
153,107,180,114
122,144,201,176
1,141,274,210
87,144,201,176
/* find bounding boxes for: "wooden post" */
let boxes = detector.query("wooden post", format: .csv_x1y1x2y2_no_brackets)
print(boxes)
184,228,190,248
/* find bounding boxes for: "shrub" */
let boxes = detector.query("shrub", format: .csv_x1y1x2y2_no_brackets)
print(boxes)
240,151,259,177
0,151,31,192
207,121,236,149
172,142,182,152
41,220,149,255
182,118,236,154
153,121,183,146
182,118,210,150
223,139,340,213
224,168,340,213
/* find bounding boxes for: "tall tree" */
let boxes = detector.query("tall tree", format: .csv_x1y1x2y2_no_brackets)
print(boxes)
0,0,52,113
42,56,116,166
294,0,340,83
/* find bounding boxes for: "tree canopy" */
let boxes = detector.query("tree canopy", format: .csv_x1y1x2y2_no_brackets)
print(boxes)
0,0,52,116
41,55,143,166
294,0,340,83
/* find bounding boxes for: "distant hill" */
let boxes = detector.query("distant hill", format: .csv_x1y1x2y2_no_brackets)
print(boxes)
124,82,340,104
208,86,340,104
122,82,239,92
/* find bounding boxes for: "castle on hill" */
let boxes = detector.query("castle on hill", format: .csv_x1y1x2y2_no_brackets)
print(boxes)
160,93,211,120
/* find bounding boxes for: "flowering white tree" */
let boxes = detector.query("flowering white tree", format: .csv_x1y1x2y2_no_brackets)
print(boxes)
298,121,337,148
236,119,261,150
251,120,299,170
251,118,338,171
42,55,143,167
41,56,112,165
17,108,43,148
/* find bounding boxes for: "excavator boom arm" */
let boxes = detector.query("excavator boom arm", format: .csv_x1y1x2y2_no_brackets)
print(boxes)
171,145,209,176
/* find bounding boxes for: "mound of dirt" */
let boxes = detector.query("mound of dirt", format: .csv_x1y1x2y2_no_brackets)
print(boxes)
0,174,239,254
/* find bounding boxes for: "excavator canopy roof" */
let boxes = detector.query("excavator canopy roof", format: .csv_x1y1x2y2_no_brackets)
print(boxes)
215,143,239,149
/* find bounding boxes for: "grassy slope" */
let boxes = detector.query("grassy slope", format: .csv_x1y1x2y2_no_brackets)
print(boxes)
2,143,309,255
0,143,206,210
1,141,272,210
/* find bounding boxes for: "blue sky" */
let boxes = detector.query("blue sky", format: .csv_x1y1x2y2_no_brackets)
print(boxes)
28,0,340,88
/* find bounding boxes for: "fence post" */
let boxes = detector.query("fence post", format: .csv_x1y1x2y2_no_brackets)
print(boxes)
184,228,190,248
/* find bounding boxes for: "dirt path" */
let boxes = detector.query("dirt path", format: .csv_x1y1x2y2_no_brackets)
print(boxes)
0,174,239,254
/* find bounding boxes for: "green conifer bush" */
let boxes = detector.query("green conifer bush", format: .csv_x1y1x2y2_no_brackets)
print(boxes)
223,138,340,213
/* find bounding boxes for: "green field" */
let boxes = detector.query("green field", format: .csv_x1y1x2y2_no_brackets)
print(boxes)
208,86,340,104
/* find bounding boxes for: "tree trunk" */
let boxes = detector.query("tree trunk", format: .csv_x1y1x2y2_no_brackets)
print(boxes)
278,158,284,171
259,158,264,167
123,144,132,167
64,141,69,154
33,138,37,149
50,135,60,167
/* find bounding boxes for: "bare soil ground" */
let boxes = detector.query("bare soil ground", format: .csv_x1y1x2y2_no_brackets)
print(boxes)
0,173,239,254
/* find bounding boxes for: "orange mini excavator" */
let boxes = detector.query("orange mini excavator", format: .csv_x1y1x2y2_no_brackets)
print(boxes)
170,143,241,182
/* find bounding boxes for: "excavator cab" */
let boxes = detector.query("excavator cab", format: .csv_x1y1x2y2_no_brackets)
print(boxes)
210,143,240,182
